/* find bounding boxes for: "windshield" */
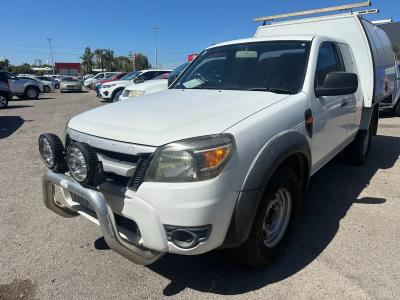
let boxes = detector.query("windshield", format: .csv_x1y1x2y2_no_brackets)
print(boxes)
172,41,310,94
121,71,141,81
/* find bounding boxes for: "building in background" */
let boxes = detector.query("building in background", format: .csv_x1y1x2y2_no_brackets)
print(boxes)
55,62,81,75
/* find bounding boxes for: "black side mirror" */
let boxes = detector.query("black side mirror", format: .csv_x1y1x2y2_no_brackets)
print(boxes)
315,72,358,97
134,77,145,84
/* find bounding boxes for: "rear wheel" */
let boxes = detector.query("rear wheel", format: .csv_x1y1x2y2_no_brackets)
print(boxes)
23,86,39,100
345,126,371,165
393,101,400,117
0,94,9,109
43,85,50,93
230,167,301,268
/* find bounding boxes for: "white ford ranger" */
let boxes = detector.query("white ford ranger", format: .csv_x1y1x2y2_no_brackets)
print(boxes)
39,6,396,268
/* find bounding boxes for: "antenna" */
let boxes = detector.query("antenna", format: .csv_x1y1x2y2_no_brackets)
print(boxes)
254,1,372,23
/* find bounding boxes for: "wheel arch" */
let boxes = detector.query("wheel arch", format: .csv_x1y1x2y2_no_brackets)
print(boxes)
221,131,311,249
0,89,11,100
111,87,124,100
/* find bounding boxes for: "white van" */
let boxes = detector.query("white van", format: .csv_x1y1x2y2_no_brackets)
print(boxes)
39,2,397,268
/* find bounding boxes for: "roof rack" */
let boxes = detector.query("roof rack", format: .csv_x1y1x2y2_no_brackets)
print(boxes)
254,1,372,23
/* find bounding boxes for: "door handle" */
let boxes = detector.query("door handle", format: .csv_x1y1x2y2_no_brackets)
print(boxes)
341,99,348,107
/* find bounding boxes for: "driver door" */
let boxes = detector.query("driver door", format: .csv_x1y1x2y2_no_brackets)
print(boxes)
310,42,349,167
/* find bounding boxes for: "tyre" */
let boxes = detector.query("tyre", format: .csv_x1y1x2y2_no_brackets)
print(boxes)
112,89,123,102
0,94,9,109
345,127,371,165
393,101,400,117
38,133,66,171
23,86,39,100
230,167,302,268
43,85,50,93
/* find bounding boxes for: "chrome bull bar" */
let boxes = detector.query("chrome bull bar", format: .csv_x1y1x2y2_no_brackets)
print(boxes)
42,170,164,265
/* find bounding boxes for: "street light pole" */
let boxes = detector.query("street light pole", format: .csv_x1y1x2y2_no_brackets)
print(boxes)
152,27,158,68
47,37,55,75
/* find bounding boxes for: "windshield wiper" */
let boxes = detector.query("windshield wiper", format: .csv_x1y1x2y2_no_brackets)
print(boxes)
247,87,296,94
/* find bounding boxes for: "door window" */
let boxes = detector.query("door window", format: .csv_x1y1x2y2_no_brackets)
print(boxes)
315,42,343,88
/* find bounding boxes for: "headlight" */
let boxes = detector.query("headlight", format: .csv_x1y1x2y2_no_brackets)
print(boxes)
38,133,66,172
145,134,235,182
102,83,116,89
128,90,145,97
66,142,105,186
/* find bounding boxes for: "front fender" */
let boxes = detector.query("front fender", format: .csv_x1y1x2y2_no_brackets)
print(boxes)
221,131,311,248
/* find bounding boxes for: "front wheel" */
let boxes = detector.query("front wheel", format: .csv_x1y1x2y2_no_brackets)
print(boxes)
43,86,50,93
0,94,9,109
112,89,123,102
230,167,302,268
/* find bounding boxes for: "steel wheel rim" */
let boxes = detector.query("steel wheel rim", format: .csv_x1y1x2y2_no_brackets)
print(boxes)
0,95,6,108
263,188,292,248
27,89,37,98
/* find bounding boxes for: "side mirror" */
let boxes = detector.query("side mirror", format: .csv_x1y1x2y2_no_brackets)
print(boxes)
315,72,358,97
134,77,145,84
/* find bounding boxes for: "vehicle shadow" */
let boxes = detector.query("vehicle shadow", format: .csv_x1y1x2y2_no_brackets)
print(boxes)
147,134,400,296
0,116,24,139
5,105,34,109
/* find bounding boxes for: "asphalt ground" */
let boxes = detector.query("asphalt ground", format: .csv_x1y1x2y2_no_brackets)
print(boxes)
0,90,399,299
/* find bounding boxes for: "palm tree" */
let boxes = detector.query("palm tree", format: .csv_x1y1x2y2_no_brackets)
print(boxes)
80,47,94,73
94,49,104,71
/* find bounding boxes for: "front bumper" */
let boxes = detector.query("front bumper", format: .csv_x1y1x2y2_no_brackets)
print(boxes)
99,88,111,99
42,170,164,265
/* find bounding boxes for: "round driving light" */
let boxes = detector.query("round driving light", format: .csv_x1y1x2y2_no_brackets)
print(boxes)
38,133,66,171
66,142,103,186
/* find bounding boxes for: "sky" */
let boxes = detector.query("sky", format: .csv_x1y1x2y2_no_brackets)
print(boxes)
1,0,398,69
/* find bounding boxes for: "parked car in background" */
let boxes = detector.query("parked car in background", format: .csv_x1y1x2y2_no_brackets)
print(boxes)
94,72,128,97
380,61,400,116
45,75,63,83
0,72,12,109
18,76,47,93
0,71,41,99
37,76,60,89
83,74,94,80
60,76,83,92
83,72,119,88
93,72,128,90
99,69,171,101
118,73,170,101
167,62,189,86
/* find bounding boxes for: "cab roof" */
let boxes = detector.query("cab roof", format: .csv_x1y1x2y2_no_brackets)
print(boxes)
207,35,315,49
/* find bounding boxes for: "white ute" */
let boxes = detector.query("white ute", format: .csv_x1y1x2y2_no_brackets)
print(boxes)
39,2,396,267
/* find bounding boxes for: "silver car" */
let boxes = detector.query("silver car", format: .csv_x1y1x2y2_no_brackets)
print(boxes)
60,76,83,92
0,71,41,100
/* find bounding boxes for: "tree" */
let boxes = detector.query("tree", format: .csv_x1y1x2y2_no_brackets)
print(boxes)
113,56,131,72
7,63,34,74
80,47,94,74
0,59,10,70
104,49,114,71
94,48,105,71
134,53,151,70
